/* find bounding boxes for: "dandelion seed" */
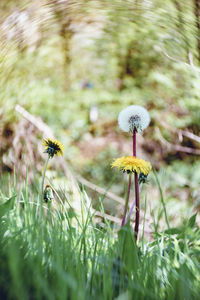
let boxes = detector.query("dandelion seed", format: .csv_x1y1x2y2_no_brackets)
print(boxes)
111,156,152,175
43,138,64,158
118,105,150,133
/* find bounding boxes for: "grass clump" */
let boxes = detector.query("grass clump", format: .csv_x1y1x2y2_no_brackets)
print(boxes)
0,177,199,300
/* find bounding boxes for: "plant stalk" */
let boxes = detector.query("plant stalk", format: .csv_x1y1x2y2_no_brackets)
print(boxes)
134,172,140,240
126,184,141,223
121,173,132,227
133,129,140,241
41,155,50,197
133,129,136,156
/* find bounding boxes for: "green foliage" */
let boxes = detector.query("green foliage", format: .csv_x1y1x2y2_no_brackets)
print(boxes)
0,176,199,300
0,194,16,219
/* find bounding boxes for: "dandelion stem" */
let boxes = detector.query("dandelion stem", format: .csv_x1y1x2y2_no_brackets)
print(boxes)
134,172,140,241
133,130,136,156
121,173,132,227
41,155,50,197
126,185,141,224
133,129,140,241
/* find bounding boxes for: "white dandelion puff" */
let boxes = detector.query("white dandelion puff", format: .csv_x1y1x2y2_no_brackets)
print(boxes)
118,105,150,133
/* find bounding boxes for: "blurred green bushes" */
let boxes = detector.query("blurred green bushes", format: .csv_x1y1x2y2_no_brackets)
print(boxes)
1,0,200,209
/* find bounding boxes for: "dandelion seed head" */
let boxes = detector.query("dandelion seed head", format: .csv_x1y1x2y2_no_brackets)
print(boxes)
118,105,150,133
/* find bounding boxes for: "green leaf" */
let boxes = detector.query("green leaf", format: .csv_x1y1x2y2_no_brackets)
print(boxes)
0,195,16,219
164,227,182,235
117,223,139,270
188,213,197,228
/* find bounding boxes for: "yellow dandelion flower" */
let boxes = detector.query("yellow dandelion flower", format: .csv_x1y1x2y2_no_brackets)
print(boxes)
111,156,151,175
43,138,64,158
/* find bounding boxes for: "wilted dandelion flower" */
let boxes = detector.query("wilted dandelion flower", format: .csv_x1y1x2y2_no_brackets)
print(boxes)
43,185,54,203
43,138,64,158
139,172,149,184
111,156,151,175
118,105,150,133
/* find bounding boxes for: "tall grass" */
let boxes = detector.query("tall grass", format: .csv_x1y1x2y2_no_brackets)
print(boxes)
0,174,200,300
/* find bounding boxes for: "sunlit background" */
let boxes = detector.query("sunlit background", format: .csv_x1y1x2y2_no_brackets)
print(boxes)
1,0,200,232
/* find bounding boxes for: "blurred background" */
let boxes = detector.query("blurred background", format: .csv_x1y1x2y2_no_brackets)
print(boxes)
1,0,200,231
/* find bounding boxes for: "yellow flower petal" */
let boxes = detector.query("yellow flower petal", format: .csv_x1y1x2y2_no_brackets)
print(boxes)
111,156,151,175
43,138,64,157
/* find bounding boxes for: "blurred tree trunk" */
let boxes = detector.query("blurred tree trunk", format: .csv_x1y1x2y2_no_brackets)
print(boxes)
117,42,133,91
49,0,74,89
194,0,200,63
116,1,142,91
173,0,190,62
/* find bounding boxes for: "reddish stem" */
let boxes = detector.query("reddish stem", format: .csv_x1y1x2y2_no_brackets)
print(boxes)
133,130,136,157
121,174,132,227
134,173,140,240
133,129,140,241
